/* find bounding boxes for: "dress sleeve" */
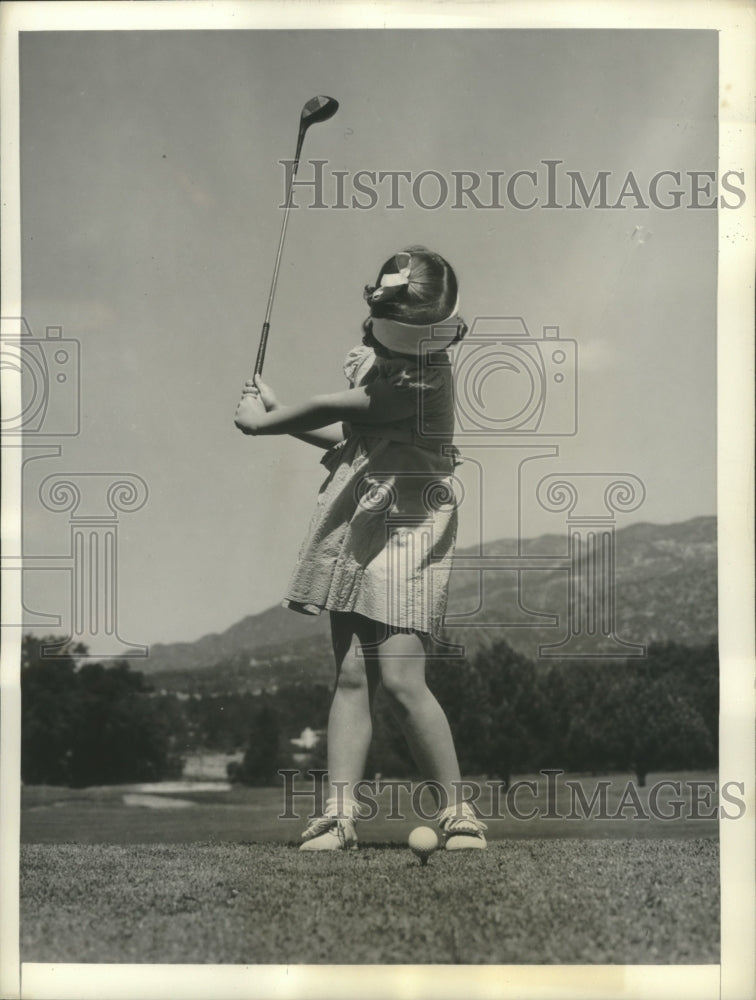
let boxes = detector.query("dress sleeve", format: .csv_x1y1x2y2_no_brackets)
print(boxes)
343,345,372,386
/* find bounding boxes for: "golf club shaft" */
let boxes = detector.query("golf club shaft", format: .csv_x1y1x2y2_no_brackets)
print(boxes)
253,98,338,375
254,158,299,376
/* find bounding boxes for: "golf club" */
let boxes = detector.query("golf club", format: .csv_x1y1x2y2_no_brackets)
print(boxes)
254,95,339,376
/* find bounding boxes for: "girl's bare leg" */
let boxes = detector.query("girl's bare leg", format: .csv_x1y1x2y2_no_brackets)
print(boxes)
371,628,462,810
325,612,380,809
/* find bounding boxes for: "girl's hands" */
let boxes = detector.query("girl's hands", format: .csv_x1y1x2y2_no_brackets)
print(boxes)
235,375,281,435
242,375,280,412
234,391,266,434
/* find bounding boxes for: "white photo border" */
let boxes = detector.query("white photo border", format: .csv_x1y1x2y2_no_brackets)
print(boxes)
1,2,753,999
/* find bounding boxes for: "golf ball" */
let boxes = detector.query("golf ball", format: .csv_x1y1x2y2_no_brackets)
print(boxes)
408,826,438,860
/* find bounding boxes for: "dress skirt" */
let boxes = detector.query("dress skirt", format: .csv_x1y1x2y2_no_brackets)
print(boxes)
283,344,460,635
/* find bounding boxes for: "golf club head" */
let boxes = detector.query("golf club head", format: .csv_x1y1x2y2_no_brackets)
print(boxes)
294,95,339,162
257,94,340,371
301,95,339,128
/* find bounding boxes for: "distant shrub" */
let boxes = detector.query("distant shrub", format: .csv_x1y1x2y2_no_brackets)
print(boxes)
21,636,185,786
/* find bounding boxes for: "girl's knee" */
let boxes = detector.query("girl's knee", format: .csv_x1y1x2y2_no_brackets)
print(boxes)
380,660,426,708
335,646,369,692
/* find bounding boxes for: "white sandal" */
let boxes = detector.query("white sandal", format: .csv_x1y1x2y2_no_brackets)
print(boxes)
299,797,359,851
438,802,488,850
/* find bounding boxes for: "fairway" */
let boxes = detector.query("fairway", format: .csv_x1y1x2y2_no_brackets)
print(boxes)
20,839,718,965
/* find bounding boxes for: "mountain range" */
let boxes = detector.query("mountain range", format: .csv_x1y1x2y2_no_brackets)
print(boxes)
144,516,717,693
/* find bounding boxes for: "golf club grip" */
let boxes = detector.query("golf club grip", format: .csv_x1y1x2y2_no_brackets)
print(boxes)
255,322,270,376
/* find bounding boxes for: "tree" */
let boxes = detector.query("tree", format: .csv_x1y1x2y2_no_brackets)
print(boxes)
427,654,492,775
528,641,719,782
574,659,715,786
185,692,263,752
546,660,616,773
230,700,286,786
470,642,544,784
21,637,185,786
67,661,184,786
365,687,416,778
643,638,718,748
21,636,80,784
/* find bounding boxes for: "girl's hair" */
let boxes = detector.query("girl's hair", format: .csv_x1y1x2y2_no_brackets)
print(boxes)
364,245,459,325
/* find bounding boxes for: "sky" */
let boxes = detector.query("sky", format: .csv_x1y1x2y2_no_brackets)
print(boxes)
13,27,721,647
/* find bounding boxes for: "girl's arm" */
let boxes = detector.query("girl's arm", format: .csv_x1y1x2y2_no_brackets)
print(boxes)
240,377,344,450
234,380,416,437
291,426,345,450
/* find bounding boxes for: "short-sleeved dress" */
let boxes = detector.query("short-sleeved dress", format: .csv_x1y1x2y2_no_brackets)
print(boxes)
283,344,460,635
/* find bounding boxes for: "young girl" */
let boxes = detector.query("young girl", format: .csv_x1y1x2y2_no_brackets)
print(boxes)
234,246,486,851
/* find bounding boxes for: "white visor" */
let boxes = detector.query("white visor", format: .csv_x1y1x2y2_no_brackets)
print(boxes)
371,301,462,356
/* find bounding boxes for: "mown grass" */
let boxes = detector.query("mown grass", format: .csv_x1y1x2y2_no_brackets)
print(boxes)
20,839,719,965
18,772,720,965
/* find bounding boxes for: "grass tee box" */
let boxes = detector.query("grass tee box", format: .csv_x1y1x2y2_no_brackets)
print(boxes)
19,772,720,965
20,839,718,965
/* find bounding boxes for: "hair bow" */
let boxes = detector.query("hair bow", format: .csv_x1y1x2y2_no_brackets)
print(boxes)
371,252,412,300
